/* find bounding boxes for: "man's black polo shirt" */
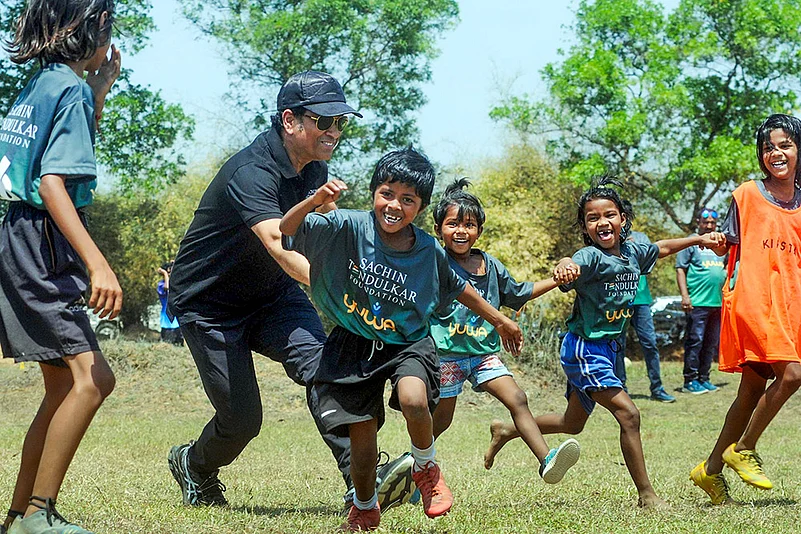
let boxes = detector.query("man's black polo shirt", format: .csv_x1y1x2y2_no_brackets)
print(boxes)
169,127,327,323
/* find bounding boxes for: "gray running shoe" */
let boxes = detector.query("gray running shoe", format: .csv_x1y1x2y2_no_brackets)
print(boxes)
8,497,92,534
376,452,416,511
168,442,228,506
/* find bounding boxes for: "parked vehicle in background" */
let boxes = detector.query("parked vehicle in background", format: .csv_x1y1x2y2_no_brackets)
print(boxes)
88,309,122,341
650,296,685,347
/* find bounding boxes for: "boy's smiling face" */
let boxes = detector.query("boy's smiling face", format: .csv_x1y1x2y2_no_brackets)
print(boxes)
373,180,424,239
582,198,626,254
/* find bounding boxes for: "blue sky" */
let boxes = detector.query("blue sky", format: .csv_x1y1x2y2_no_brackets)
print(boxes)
125,1,677,170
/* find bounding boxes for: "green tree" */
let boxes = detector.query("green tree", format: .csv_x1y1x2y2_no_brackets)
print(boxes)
179,0,458,173
89,169,212,328
0,0,194,195
490,0,801,232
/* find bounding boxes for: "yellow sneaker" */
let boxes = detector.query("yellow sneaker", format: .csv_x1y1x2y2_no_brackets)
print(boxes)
722,443,773,490
690,461,732,505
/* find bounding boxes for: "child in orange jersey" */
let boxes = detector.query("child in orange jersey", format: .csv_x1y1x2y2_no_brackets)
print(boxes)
690,113,801,505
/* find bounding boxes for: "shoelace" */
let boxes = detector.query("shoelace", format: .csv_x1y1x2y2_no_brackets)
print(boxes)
742,450,766,474
711,473,730,496
375,450,390,471
28,497,72,527
416,465,441,497
181,450,200,503
198,477,227,501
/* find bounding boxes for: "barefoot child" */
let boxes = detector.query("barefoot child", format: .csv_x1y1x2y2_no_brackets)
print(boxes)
0,2,122,533
484,178,725,507
280,148,523,531
690,113,801,505
429,178,580,481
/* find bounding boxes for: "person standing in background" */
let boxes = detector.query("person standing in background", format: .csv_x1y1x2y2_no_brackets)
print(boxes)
157,261,183,345
676,208,727,395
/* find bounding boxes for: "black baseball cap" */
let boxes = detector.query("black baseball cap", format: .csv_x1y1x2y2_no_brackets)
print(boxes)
277,71,363,118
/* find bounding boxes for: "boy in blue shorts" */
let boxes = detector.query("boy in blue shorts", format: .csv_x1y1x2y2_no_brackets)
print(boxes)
280,147,523,531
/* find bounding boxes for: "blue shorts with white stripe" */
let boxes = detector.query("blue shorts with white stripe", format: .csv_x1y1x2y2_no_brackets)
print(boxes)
560,331,624,414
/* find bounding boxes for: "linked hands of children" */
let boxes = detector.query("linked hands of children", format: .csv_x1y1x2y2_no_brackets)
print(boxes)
553,258,581,284
697,231,727,252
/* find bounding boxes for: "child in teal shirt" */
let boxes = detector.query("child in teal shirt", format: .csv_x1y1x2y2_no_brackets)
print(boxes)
281,147,523,531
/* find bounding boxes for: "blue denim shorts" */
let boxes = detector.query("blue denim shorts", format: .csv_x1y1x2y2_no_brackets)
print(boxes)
560,332,623,414
439,352,512,398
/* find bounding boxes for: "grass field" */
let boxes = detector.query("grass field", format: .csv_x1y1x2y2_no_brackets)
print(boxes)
2,340,800,533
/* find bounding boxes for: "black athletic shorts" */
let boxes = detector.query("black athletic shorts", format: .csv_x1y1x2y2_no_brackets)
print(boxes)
313,326,440,436
0,202,99,367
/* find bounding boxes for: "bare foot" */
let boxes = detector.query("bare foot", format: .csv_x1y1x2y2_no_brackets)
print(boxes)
484,419,519,469
638,493,668,508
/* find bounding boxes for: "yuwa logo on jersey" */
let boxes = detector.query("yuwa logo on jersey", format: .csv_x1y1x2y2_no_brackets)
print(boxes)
342,258,419,332
447,321,488,340
605,308,634,323
343,293,396,332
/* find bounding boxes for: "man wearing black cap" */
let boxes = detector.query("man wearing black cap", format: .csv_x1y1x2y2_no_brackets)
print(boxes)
165,71,366,507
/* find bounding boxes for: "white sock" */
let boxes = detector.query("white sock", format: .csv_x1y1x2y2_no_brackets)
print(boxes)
411,439,436,472
353,491,378,511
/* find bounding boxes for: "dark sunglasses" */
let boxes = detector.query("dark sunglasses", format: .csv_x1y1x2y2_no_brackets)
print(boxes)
305,114,349,132
699,209,718,219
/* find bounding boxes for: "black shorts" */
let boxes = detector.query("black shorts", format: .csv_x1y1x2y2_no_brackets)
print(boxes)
313,326,440,436
0,202,99,367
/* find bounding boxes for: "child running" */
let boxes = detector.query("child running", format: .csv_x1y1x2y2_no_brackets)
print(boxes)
429,178,580,481
0,2,122,534
280,147,523,531
690,113,801,505
483,178,725,507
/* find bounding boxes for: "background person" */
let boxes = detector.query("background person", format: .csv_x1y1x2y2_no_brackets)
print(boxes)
676,207,727,394
157,260,183,345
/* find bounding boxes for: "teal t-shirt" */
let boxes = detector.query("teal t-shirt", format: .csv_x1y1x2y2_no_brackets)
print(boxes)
561,241,660,340
628,231,653,306
0,63,97,210
287,209,467,344
675,234,727,307
430,249,533,357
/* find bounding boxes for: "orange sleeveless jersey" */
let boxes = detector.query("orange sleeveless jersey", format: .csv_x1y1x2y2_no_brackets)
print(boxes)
719,180,801,372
